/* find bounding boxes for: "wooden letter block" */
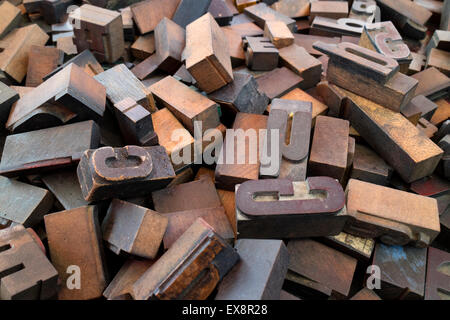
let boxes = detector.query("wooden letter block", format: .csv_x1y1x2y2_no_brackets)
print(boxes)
350,288,381,300
310,16,364,37
0,226,58,300
236,177,348,239
425,247,450,300
215,239,288,300
102,199,168,259
261,99,311,180
131,34,155,60
244,2,296,32
402,95,438,125
215,112,267,190
264,20,294,49
77,145,176,202
150,76,220,134
243,36,279,71
24,0,74,24
44,206,107,300
26,46,64,88
185,13,233,93
208,72,269,115
279,44,322,89
70,4,124,63
372,243,426,299
294,34,341,57
7,64,106,128
359,21,412,73
309,115,349,181
235,0,257,13
113,98,158,146
426,48,450,77
313,41,418,112
0,82,19,127
132,218,239,300
350,144,393,186
412,67,450,100
277,87,328,123
154,17,185,74
309,1,349,22
256,67,303,99
94,64,156,113
0,24,49,83
208,0,233,26
44,50,104,80
287,239,357,298
442,0,450,30
0,176,53,227
271,0,310,19
341,87,444,182
172,0,212,28
345,179,441,247
0,121,100,177
130,0,180,34
0,1,21,38
349,0,377,23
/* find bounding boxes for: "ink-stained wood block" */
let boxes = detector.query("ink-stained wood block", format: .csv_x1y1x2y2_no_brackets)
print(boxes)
185,13,233,93
321,232,375,262
310,16,364,38
132,218,239,300
359,21,412,73
309,115,349,181
25,46,64,87
341,87,444,182
313,41,418,112
7,64,106,129
243,36,278,71
215,112,267,190
274,87,328,124
154,17,185,75
349,0,377,23
56,36,77,56
42,169,89,210
345,179,441,247
402,95,438,125
221,28,245,67
77,145,176,202
216,239,288,300
0,120,100,177
152,177,221,213
94,64,156,113
261,99,311,180
309,1,349,22
244,3,296,32
425,247,450,300
372,243,427,300
271,0,310,18
44,206,107,300
44,50,104,80
208,0,233,26
264,20,294,49
150,75,220,134
0,226,58,300
0,176,53,227
350,288,381,300
417,117,438,138
287,239,357,297
131,34,155,60
256,67,303,100
172,0,212,28
350,144,393,186
151,108,194,170
113,98,157,146
408,52,426,75
442,0,450,30
279,44,322,90
70,4,124,63
162,206,233,249
426,48,450,77
102,199,168,259
103,259,154,300
222,22,264,38
376,0,432,40
412,67,450,100
23,0,74,24
0,1,21,39
0,24,49,83
131,0,179,34
208,72,268,115
294,34,341,57
0,82,18,127
236,177,348,239
7,85,76,134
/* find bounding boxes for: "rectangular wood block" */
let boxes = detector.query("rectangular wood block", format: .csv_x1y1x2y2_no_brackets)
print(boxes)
25,46,64,87
131,0,180,34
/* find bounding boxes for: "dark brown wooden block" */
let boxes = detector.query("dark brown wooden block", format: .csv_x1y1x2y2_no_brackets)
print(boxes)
243,36,279,71
154,17,185,74
244,2,296,32
26,46,64,88
350,144,393,186
256,67,303,100
131,0,180,34
172,0,212,28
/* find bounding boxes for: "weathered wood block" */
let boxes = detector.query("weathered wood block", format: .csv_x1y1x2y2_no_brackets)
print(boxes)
256,67,303,100
243,36,279,71
411,67,449,100
44,206,108,300
264,20,294,49
131,0,180,34
44,50,104,80
271,0,310,19
309,1,349,22
0,1,22,39
425,247,450,300
310,16,364,38
426,48,450,77
154,17,185,75
0,82,19,127
244,2,296,32
350,144,393,186
321,231,375,262
348,0,377,23
172,0,212,28
402,95,438,125
131,34,155,60
185,13,233,93
25,46,64,87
